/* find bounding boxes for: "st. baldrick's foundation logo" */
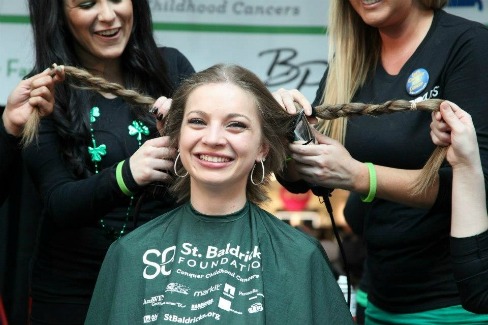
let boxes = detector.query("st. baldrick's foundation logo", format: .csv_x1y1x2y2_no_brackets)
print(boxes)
142,243,262,279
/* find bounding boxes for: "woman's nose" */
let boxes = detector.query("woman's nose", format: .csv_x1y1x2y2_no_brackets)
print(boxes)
202,125,226,146
98,1,116,22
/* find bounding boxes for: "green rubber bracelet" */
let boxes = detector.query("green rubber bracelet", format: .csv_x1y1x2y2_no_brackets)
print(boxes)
116,160,134,197
361,162,376,203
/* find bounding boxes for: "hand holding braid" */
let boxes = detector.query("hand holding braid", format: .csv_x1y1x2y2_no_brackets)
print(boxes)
21,64,156,145
23,64,446,195
313,99,447,195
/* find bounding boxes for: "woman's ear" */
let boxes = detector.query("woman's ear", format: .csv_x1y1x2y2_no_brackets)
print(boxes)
257,142,270,163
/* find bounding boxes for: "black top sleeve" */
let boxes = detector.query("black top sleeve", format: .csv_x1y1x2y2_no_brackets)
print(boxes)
0,106,22,204
450,230,488,313
160,47,196,88
23,118,128,228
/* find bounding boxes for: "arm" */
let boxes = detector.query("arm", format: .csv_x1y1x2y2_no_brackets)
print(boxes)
273,67,438,207
3,66,63,137
431,102,488,237
0,106,20,204
1,67,63,204
289,26,488,209
431,101,488,313
288,130,437,208
23,117,176,228
22,118,126,227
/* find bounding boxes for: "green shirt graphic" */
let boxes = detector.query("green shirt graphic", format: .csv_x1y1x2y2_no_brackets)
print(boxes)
85,202,353,324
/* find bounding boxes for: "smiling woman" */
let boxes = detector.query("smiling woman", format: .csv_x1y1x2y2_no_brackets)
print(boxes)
63,0,134,66
85,64,355,324
20,0,194,323
272,0,488,324
176,82,268,211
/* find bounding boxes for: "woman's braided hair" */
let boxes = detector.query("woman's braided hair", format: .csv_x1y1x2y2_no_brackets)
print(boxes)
23,64,446,196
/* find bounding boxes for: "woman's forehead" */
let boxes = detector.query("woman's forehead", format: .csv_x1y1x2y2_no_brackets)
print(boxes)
186,83,258,114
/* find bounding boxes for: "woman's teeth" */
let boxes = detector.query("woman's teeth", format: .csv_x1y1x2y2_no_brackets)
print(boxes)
97,28,118,36
200,155,230,163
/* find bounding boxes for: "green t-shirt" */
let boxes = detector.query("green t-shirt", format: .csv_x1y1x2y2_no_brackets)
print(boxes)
85,202,353,324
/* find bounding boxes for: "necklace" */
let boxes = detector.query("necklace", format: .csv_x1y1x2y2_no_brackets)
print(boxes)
88,106,149,240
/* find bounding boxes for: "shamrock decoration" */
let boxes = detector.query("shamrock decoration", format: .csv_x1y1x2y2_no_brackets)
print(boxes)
128,120,150,142
88,144,107,162
90,106,100,123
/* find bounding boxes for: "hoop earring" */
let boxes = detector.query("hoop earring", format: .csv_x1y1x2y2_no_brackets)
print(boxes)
173,152,188,178
250,159,265,185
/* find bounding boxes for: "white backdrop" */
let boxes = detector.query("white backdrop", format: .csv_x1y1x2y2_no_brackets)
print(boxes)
0,0,487,106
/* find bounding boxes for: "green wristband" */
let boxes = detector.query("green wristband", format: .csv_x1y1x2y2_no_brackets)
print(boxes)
116,160,134,197
361,162,376,203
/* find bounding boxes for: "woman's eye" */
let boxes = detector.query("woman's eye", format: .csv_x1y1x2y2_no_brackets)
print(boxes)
188,118,206,126
79,1,95,9
227,121,247,129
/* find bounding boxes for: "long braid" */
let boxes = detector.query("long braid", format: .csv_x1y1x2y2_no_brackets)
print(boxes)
314,99,447,195
315,99,443,118
23,65,446,195
21,65,155,146
63,66,156,108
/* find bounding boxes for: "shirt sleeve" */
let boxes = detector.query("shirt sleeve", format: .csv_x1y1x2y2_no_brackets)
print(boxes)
0,107,21,204
450,230,488,313
159,47,195,88
22,118,129,228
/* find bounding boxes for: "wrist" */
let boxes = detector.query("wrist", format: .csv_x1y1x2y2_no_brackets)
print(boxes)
360,162,377,203
351,161,370,193
2,109,22,137
116,160,134,196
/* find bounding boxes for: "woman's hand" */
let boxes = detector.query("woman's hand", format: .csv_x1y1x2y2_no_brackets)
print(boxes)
272,88,314,116
129,136,177,186
3,66,65,137
288,129,365,191
150,96,173,135
431,100,480,169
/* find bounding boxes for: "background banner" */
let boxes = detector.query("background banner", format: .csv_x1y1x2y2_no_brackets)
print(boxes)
0,0,487,106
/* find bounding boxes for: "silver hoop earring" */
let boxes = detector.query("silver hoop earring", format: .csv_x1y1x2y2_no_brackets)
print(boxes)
173,152,188,178
250,159,265,185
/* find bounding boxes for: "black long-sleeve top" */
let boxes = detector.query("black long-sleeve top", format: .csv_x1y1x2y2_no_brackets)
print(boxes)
283,10,488,314
450,230,488,313
22,48,194,319
0,106,21,205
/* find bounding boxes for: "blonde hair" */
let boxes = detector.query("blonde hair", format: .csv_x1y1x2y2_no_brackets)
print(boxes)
319,0,448,143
